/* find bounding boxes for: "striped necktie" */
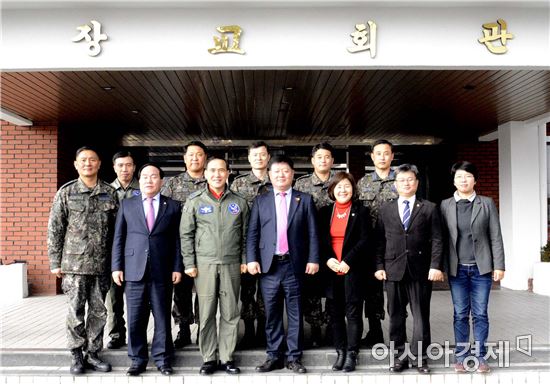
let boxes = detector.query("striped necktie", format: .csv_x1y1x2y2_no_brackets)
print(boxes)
402,200,410,230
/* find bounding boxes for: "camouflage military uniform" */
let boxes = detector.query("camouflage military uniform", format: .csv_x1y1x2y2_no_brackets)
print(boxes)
294,171,336,329
357,170,398,322
47,178,118,352
106,178,140,343
294,171,335,211
161,172,207,326
229,172,271,322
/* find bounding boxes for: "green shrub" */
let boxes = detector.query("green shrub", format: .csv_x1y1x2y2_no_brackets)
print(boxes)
541,243,550,262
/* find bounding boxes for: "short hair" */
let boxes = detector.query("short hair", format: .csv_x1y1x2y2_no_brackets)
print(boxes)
138,163,164,179
269,154,294,170
248,141,270,154
327,172,357,201
112,150,134,164
371,139,394,153
311,142,334,158
75,146,99,159
451,161,478,181
183,141,207,155
395,163,419,178
205,157,228,170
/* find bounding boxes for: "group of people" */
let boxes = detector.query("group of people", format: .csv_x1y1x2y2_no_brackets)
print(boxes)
47,139,505,377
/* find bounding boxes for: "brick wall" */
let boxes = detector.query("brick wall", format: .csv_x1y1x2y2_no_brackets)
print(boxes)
0,121,58,295
455,140,499,207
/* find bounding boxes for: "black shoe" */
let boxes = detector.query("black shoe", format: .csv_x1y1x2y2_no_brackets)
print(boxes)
199,360,218,375
389,360,409,373
287,360,307,374
256,358,284,372
342,351,358,372
416,360,430,374
127,363,146,376
174,326,192,349
107,338,126,349
220,361,241,374
311,325,323,348
85,352,112,372
158,365,174,375
69,348,85,375
332,350,346,371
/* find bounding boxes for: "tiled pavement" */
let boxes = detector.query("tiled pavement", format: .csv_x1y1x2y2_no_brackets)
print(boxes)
1,289,549,382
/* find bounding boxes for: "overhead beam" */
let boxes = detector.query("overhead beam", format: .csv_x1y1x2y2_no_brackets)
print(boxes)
0,108,33,126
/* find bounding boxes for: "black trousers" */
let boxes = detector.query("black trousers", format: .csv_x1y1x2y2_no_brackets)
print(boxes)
330,277,363,352
385,276,432,362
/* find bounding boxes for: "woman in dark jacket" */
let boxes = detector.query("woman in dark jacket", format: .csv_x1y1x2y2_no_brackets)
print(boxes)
318,172,372,372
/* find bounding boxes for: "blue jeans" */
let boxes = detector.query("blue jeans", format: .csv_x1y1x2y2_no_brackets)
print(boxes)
449,264,492,362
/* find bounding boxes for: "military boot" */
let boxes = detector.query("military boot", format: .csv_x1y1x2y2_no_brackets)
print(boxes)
69,348,85,375
174,324,192,349
85,352,112,372
237,319,256,349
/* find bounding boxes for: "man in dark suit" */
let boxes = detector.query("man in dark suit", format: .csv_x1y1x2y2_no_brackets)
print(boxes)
374,164,444,374
247,155,320,374
112,164,183,376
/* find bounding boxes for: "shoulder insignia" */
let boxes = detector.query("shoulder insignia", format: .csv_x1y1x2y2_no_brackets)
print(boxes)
296,173,312,181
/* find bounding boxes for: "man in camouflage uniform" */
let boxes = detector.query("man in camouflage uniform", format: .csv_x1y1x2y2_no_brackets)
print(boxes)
48,146,118,375
161,141,208,348
294,142,336,347
357,139,398,347
230,141,271,348
105,150,141,350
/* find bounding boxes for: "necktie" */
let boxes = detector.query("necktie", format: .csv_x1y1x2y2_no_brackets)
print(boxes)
402,200,410,231
277,192,289,254
147,197,155,232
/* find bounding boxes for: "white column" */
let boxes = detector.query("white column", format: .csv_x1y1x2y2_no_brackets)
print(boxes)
498,121,545,290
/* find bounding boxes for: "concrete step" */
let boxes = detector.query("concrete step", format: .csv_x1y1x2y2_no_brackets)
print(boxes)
2,346,549,371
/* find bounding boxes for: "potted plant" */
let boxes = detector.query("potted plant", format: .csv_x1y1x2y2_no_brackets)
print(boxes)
533,243,550,296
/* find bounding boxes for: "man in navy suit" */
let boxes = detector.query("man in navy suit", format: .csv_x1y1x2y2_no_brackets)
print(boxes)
112,164,183,376
247,155,320,374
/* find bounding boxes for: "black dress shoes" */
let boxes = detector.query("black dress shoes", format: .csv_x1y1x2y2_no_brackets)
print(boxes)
256,358,284,372
127,363,146,376
107,338,126,349
158,365,174,375
389,360,409,373
200,360,218,375
220,361,241,374
287,360,307,374
85,352,112,372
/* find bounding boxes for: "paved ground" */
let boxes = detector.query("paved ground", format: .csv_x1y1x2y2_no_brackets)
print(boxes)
1,289,549,350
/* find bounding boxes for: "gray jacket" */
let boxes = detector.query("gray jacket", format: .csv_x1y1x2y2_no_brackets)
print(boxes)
440,195,505,277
